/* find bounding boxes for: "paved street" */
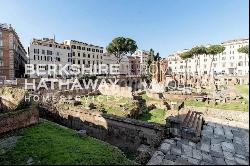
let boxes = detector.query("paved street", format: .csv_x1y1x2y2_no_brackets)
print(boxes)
147,120,249,165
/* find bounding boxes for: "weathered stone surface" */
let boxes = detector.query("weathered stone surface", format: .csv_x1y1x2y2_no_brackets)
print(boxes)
193,149,202,160
188,157,200,165
182,144,193,157
171,147,182,155
201,143,210,153
202,152,213,163
235,157,249,165
234,143,247,156
161,159,175,165
159,143,171,154
163,139,175,145
223,151,234,160
221,142,235,153
174,158,189,165
214,157,226,165
164,154,177,161
147,151,164,165
225,159,236,165
214,126,224,137
224,129,234,140
210,143,223,157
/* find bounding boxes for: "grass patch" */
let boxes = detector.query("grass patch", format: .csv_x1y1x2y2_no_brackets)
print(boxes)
81,95,137,117
234,85,249,96
139,108,166,124
0,120,135,165
185,99,249,112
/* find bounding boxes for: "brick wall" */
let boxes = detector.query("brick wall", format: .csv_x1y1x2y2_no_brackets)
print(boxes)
0,106,39,134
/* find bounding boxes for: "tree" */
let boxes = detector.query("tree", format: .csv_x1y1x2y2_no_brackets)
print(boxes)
206,45,225,78
106,37,138,63
154,52,161,61
179,51,193,85
238,45,249,55
190,46,207,75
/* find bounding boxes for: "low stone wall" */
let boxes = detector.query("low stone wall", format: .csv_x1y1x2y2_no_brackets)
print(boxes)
39,106,167,152
0,106,39,134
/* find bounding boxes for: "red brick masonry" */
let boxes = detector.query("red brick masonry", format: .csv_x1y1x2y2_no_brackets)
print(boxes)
0,106,39,134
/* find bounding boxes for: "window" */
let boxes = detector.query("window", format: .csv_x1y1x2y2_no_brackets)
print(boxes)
0,50,3,57
87,48,91,51
0,60,3,66
78,60,80,64
96,49,99,52
222,57,226,60
0,40,2,46
92,49,95,52
71,45,76,49
77,46,81,50
34,55,36,60
47,50,53,55
82,47,85,50
204,59,207,62
88,54,90,58
78,53,80,57
34,49,39,54
239,56,242,59
73,52,75,56
230,63,234,67
213,63,217,67
83,53,86,57
100,50,103,53
42,50,45,54
73,60,75,64
68,53,72,57
83,60,85,64
238,62,243,66
222,63,226,67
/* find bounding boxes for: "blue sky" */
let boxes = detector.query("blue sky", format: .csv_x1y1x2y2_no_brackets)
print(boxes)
0,0,249,57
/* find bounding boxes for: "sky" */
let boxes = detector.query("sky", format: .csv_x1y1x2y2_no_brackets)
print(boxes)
0,0,249,57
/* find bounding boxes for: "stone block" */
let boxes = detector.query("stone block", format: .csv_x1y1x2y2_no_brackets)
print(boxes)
235,157,249,165
159,143,171,154
202,152,213,163
214,157,226,165
147,151,164,165
77,130,87,138
188,157,200,165
201,143,210,153
182,144,193,157
193,149,202,160
221,142,235,153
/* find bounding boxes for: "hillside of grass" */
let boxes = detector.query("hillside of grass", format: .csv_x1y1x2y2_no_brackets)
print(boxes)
0,120,135,165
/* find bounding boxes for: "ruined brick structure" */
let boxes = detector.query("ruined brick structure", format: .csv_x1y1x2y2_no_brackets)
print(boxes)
39,106,167,152
152,59,168,83
0,106,39,134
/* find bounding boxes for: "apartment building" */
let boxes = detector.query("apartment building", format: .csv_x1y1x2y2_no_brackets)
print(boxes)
131,50,150,75
102,53,130,75
63,40,104,75
28,38,71,78
167,38,249,76
0,23,27,80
